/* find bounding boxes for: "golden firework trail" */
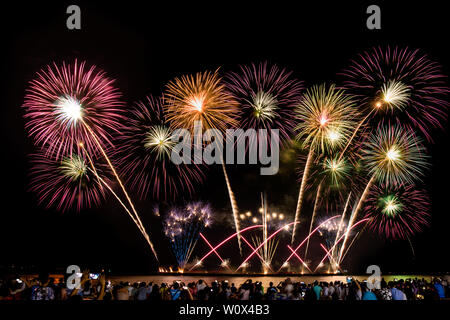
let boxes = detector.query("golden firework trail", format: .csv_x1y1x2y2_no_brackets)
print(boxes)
80,142,156,252
82,120,159,261
338,175,375,264
303,181,322,263
292,84,357,244
291,150,313,244
165,71,240,255
331,191,351,267
222,160,242,255
337,109,375,161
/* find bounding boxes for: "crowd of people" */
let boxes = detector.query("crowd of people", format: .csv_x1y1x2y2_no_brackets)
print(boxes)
1,271,448,301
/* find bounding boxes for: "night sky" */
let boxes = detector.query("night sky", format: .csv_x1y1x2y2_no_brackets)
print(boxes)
1,1,449,274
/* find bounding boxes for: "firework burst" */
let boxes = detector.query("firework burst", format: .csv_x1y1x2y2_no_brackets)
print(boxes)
113,96,204,200
362,124,428,186
302,156,354,265
294,84,358,153
164,202,212,270
23,61,161,261
165,70,242,253
220,259,230,268
364,184,430,239
165,70,238,133
339,125,427,264
23,60,124,158
304,155,356,221
321,156,353,189
341,46,449,140
225,62,303,145
292,84,358,244
29,149,111,212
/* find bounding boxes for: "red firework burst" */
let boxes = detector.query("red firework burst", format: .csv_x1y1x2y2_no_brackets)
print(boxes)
29,147,112,212
340,46,449,141
225,62,303,145
112,95,205,200
23,60,124,158
364,184,430,240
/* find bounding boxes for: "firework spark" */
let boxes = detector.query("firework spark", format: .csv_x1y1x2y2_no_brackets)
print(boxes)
165,70,241,253
315,218,369,272
23,60,124,158
29,149,110,212
278,215,341,272
220,259,230,268
294,84,358,153
337,124,428,266
199,233,226,265
292,84,358,244
23,60,159,261
303,182,322,264
164,202,212,270
188,224,262,271
248,193,279,273
380,80,411,111
322,156,352,188
331,192,352,266
236,221,299,272
165,70,238,133
225,62,303,145
319,218,347,247
341,46,449,140
287,245,312,273
364,184,430,239
166,71,242,252
362,124,428,186
113,96,204,200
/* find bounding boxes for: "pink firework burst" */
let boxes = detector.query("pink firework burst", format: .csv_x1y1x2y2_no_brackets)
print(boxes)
112,95,205,200
340,46,449,141
29,147,112,212
364,184,430,240
23,60,124,158
225,62,303,146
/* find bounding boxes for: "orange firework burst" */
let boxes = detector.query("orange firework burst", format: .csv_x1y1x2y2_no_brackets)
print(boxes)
165,70,238,132
165,69,241,254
